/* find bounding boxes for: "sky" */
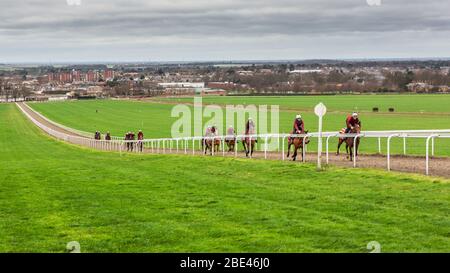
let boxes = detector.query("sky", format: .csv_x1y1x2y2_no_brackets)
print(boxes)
0,0,450,63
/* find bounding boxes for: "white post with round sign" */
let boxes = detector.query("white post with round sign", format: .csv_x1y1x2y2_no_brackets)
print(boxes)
314,103,327,170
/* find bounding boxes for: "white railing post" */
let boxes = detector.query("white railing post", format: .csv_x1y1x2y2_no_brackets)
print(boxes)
222,136,225,157
431,137,435,157
325,134,335,165
387,134,400,171
426,135,439,176
378,137,381,154
403,136,407,155
264,136,268,159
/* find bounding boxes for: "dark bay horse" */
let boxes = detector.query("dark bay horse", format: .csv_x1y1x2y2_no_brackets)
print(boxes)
337,125,361,161
242,136,256,158
287,131,310,161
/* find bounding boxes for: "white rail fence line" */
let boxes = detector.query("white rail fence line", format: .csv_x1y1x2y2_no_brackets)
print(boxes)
23,102,123,140
17,103,450,176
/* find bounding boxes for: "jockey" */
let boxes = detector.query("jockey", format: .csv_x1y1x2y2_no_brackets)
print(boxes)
137,130,144,140
105,132,111,141
245,118,255,135
292,114,305,135
245,118,257,143
211,125,219,136
205,126,212,137
225,125,235,142
345,112,361,133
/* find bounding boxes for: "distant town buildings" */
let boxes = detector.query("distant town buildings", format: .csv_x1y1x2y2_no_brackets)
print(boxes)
1,60,450,102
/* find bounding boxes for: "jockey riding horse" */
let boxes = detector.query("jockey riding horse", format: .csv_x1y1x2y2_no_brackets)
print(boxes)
225,125,236,152
287,114,310,161
243,118,256,157
337,112,362,160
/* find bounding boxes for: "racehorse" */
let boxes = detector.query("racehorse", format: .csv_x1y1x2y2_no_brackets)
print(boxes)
286,130,310,161
202,137,221,155
242,136,256,158
225,138,236,152
337,124,361,161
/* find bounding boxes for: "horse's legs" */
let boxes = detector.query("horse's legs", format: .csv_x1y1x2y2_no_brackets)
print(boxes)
243,141,248,157
292,145,298,161
337,139,343,155
287,143,291,158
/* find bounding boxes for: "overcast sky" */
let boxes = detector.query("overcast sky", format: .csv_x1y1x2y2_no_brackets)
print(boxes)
1,0,450,63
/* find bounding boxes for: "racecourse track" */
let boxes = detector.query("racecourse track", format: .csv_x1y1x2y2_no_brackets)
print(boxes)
17,102,450,178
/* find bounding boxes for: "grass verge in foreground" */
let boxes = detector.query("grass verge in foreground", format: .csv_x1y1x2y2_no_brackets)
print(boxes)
0,104,449,252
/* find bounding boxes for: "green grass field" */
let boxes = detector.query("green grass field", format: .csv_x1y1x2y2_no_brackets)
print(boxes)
0,103,449,252
29,94,450,156
160,94,450,113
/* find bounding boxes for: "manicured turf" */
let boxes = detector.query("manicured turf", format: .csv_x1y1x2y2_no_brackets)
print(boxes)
0,103,449,252
161,94,450,113
29,95,450,156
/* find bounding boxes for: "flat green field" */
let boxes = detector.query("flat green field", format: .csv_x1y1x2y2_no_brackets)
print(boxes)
160,94,450,113
29,94,450,156
1,103,449,252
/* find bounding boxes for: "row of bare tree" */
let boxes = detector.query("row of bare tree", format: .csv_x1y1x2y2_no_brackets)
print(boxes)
0,79,32,102
207,69,450,93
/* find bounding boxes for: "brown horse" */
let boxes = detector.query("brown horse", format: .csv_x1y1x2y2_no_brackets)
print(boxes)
203,137,221,155
337,125,361,161
242,137,256,158
225,138,236,152
287,131,310,161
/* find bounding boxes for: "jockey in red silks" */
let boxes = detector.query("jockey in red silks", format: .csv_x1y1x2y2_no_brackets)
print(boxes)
345,112,361,133
137,130,144,140
137,130,144,152
293,114,305,134
289,114,304,143
211,125,219,136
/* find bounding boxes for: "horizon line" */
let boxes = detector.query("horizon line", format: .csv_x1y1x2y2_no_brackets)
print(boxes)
2,57,450,66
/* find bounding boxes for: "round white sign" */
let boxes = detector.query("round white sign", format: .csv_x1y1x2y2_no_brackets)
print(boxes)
314,103,327,117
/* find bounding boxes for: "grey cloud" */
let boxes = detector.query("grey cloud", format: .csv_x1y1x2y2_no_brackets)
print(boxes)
0,0,449,62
